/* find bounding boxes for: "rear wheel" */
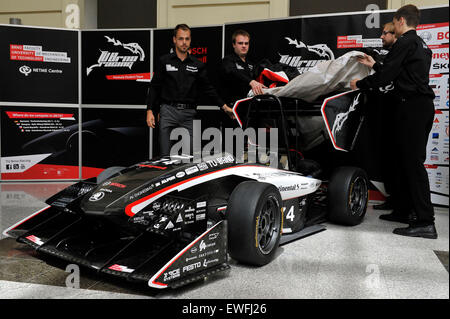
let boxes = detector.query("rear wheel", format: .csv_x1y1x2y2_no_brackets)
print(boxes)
327,166,368,226
227,181,282,266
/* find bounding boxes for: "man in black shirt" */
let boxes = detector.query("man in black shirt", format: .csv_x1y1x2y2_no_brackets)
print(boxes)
219,29,267,117
146,24,227,156
351,5,437,239
371,22,397,211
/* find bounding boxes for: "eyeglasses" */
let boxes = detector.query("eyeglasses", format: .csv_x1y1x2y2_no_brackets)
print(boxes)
381,31,394,35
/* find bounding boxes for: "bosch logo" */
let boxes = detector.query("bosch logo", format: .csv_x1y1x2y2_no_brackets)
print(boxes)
19,65,32,76
89,192,105,202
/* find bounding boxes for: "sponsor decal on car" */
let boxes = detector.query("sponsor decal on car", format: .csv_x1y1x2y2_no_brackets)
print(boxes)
25,235,44,246
89,192,105,202
108,264,135,273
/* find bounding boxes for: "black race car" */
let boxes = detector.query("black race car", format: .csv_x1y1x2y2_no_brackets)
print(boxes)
4,90,369,289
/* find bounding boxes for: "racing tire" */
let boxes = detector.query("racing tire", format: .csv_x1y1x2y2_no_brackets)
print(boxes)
96,166,126,184
327,166,368,226
227,181,282,266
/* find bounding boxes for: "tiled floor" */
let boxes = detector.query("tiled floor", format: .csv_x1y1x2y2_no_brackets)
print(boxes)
0,182,448,299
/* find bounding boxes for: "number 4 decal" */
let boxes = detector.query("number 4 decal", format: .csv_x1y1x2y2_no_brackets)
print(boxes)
284,206,295,221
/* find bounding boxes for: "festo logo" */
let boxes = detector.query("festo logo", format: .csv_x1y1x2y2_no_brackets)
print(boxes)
87,36,145,75
19,65,32,76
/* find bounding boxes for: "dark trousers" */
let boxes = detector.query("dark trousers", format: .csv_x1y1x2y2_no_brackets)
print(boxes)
379,100,396,197
159,104,196,156
391,95,435,226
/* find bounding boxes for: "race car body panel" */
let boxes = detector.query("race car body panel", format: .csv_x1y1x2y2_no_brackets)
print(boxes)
3,153,323,289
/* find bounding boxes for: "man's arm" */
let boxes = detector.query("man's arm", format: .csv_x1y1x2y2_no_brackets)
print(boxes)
146,58,164,127
221,57,266,95
355,37,413,90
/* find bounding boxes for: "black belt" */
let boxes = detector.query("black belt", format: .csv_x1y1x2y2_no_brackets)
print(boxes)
166,102,196,110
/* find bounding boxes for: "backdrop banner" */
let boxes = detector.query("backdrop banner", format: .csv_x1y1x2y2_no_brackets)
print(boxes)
0,26,78,104
81,29,151,105
80,107,149,179
0,105,79,180
0,6,448,207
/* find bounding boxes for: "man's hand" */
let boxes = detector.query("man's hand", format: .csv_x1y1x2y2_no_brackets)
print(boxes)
146,110,156,128
350,79,359,90
357,53,376,68
250,80,267,95
222,104,235,119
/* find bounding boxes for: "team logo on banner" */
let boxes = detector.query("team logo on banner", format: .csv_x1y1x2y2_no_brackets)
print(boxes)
87,36,145,75
279,37,334,74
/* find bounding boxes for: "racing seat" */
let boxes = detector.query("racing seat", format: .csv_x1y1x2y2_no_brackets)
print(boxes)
241,94,325,178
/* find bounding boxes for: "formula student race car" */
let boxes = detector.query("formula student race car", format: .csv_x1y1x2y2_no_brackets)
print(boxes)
3,90,369,290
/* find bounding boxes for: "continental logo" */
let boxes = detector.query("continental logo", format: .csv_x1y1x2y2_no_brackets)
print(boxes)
278,184,300,192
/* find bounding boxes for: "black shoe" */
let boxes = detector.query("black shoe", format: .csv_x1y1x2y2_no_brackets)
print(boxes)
393,224,438,239
379,212,410,223
373,201,394,210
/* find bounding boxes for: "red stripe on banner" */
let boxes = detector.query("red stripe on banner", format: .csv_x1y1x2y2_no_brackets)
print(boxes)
428,44,449,50
81,167,105,179
417,22,449,30
106,73,151,80
5,111,74,119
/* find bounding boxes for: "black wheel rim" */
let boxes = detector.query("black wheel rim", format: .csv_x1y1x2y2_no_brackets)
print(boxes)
349,176,368,217
257,195,281,255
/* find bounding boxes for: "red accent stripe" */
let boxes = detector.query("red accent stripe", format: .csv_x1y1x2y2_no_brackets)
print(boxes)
369,190,386,201
125,166,236,216
232,97,252,128
138,164,167,170
320,90,356,152
125,165,265,217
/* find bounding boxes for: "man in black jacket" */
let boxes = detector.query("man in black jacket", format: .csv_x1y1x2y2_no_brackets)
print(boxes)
219,29,267,117
146,24,227,156
351,5,437,239
371,22,397,211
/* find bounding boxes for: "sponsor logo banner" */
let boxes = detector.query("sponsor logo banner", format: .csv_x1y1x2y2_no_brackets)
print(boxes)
10,44,71,63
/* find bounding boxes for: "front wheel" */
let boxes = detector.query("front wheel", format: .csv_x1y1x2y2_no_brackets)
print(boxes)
327,166,368,226
227,181,282,266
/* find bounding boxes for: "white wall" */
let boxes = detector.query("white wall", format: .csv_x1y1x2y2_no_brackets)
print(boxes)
388,0,448,9
156,0,290,28
0,0,97,29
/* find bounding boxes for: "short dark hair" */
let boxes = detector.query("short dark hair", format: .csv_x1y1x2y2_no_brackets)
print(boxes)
232,29,250,44
173,24,191,37
393,4,420,28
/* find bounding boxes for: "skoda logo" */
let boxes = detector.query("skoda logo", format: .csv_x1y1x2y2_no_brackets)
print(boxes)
19,65,32,76
89,192,105,202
